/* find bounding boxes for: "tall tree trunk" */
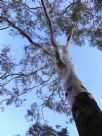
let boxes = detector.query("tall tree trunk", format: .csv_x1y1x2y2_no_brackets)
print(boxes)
58,47,102,136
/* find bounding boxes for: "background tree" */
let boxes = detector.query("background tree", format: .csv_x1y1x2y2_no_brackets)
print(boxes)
25,123,69,136
0,0,102,136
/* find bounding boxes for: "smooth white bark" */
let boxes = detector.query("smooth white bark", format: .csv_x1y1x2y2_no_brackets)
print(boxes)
60,47,87,107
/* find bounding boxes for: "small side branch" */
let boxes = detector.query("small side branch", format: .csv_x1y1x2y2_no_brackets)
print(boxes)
66,22,76,49
0,26,10,30
58,1,80,16
0,72,53,105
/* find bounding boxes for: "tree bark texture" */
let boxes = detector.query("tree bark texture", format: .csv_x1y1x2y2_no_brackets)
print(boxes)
72,92,102,136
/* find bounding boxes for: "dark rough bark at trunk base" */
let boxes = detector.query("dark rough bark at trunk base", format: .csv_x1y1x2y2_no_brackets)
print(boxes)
72,92,102,136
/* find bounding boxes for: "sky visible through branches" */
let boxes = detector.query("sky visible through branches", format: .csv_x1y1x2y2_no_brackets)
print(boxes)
0,28,102,136
0,0,102,136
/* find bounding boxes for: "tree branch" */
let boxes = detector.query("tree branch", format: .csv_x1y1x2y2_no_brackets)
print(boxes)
57,1,80,16
0,74,53,105
0,63,53,79
0,16,52,57
40,0,63,66
40,0,59,52
66,22,76,48
0,26,10,30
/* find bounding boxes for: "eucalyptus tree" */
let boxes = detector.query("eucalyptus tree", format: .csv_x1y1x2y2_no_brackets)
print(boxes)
0,0,102,136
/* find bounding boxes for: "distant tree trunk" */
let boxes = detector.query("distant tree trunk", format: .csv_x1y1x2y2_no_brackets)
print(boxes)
57,47,102,136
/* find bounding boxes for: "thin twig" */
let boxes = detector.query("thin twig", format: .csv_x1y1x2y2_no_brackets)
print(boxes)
0,26,10,30
57,1,80,16
0,74,53,105
0,64,52,80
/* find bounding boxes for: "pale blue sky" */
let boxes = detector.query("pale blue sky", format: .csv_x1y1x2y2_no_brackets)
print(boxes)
0,29,102,136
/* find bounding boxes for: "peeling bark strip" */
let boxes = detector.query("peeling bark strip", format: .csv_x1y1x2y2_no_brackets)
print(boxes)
72,92,102,136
